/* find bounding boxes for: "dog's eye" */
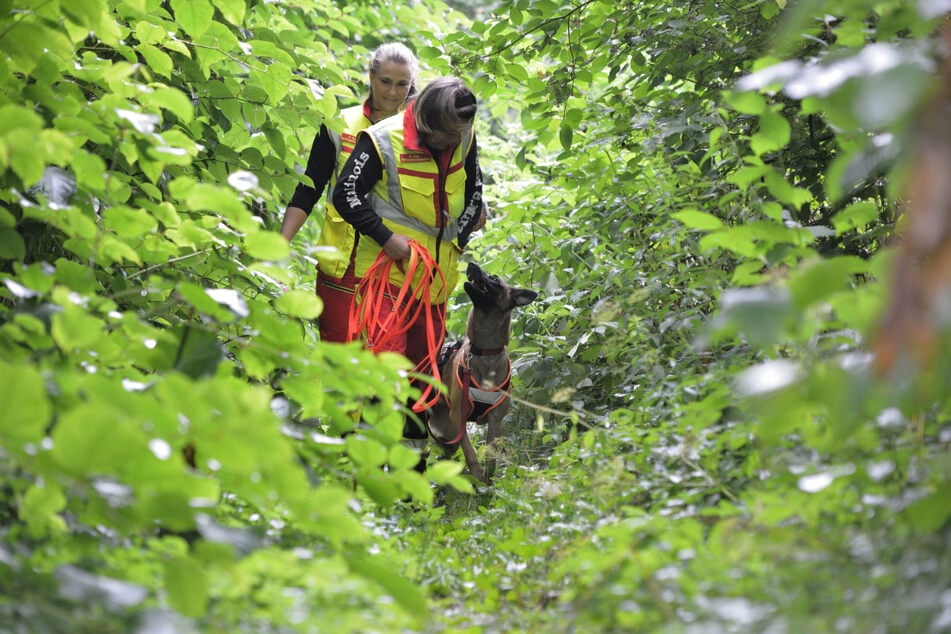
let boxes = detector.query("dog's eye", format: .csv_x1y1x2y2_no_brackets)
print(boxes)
489,275,500,283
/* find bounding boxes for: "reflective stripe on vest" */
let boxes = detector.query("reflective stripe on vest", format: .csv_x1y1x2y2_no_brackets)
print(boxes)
368,121,472,242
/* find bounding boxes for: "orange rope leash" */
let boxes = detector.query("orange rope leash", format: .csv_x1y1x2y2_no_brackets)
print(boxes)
347,240,447,413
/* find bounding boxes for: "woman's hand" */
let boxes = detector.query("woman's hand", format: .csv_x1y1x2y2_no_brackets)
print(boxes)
383,233,412,260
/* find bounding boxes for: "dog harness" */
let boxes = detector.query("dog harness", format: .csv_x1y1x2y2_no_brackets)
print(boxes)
457,346,511,422
433,340,511,447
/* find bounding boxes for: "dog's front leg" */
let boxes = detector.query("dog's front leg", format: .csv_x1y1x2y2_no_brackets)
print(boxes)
482,409,504,481
459,429,486,483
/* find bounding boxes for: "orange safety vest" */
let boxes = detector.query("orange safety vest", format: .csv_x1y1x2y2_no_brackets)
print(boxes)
352,106,475,303
314,103,373,278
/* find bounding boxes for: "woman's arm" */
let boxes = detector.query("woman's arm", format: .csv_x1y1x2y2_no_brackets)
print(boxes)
456,135,485,247
280,125,337,241
331,133,392,248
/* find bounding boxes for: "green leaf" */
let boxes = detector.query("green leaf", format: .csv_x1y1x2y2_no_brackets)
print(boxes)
134,20,167,45
137,43,174,79
19,483,67,536
103,205,159,238
172,326,224,378
831,201,879,233
71,151,107,192
0,228,26,260
345,435,387,468
0,104,43,135
164,556,210,618
787,256,864,310
250,61,292,105
49,403,144,474
182,183,255,231
6,129,47,186
98,234,143,265
140,86,194,123
0,21,74,74
244,231,290,261
559,122,573,150
274,290,322,319
51,303,103,351
170,0,214,38
426,459,464,485
750,109,791,155
724,90,766,115
211,0,246,25
177,283,235,321
764,170,813,208
698,228,760,258
387,443,423,470
120,0,148,14
345,549,428,619
62,0,105,29
726,164,771,190
904,484,951,533
0,361,51,445
673,209,724,231
506,62,529,82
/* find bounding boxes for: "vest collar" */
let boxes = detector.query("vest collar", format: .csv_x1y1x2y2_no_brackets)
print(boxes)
403,102,424,152
403,101,458,158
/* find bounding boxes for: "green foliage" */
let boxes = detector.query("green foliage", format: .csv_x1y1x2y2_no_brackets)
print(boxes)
407,0,951,630
0,0,472,630
2,0,951,631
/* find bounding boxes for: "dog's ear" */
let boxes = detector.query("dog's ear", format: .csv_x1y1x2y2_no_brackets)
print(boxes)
511,288,538,307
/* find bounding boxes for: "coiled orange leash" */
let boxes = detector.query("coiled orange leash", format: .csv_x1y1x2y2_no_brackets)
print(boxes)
347,240,447,413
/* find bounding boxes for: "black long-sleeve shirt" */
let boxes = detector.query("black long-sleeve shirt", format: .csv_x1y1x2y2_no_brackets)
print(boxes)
331,132,484,248
287,125,336,214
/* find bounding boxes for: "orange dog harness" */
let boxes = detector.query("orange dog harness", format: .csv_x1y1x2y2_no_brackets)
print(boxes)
436,341,511,447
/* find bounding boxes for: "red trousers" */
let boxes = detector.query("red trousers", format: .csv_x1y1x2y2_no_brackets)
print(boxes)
315,268,359,344
316,267,446,366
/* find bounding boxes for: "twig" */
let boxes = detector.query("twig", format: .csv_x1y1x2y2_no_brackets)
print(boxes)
127,250,213,280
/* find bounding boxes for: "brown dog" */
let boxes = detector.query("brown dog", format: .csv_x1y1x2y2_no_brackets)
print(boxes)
427,262,538,482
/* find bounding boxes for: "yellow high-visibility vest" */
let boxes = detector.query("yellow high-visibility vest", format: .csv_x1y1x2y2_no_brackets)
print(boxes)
315,103,373,278
351,108,474,303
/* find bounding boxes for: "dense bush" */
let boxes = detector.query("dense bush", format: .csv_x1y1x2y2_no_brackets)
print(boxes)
1,0,950,631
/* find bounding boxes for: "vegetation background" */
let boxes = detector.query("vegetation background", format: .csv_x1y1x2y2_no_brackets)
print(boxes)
1,0,950,632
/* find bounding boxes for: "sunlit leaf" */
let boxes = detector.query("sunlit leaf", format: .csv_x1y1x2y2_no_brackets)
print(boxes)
345,435,387,468
559,122,573,150
170,0,214,38
164,556,209,617
345,549,428,619
274,290,322,319
245,231,290,261
211,0,246,25
0,361,51,444
673,209,724,231
724,89,767,115
832,201,879,233
19,483,67,536
750,109,791,155
0,229,25,260
51,303,103,351
904,484,951,533
137,43,174,79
